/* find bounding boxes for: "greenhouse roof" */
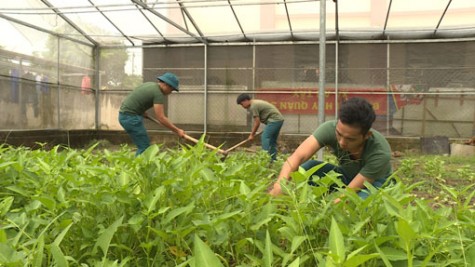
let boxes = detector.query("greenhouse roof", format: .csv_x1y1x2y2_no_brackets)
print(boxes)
1,0,475,48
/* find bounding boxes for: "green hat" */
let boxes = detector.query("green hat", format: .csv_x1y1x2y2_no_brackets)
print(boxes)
157,72,179,91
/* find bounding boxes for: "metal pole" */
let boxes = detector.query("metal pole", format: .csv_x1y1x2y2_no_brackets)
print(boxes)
386,42,390,135
18,58,25,124
252,43,256,96
251,42,256,131
94,46,100,130
334,0,339,119
204,44,208,133
334,42,339,119
317,0,326,160
57,37,61,129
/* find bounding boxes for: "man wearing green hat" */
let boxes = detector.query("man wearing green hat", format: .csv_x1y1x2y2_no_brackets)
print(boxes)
119,72,185,156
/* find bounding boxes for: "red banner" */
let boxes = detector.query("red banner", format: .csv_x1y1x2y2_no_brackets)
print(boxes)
256,86,423,116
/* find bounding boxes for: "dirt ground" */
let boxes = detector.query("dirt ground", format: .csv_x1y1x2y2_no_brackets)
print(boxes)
390,150,475,208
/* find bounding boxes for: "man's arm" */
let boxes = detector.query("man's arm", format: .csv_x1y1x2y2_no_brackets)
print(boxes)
347,173,374,191
269,135,321,196
248,116,261,140
333,173,375,204
153,104,185,137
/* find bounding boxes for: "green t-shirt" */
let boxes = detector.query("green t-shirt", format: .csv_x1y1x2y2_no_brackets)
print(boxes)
312,120,392,181
119,82,165,115
249,99,284,124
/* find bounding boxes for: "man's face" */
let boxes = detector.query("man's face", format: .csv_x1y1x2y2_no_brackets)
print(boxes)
159,82,174,95
335,120,370,153
239,99,251,109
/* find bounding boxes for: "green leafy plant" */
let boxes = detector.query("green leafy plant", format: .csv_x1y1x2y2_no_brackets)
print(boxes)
0,143,474,266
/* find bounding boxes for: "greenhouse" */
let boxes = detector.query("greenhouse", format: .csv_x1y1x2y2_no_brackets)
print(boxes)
1,0,475,266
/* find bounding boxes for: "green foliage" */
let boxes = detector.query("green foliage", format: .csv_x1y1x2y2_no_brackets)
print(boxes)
122,74,143,89
0,143,474,266
100,48,129,89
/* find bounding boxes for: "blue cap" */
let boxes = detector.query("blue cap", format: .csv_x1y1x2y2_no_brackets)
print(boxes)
157,72,179,91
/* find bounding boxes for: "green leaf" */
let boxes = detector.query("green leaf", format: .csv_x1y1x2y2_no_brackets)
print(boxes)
56,186,66,204
396,218,416,250
329,217,346,263
298,182,309,203
250,217,272,231
343,254,379,267
311,186,328,198
176,258,193,267
0,161,16,170
467,245,475,266
142,144,159,161
193,234,224,267
463,188,475,208
239,180,251,195
6,185,29,197
224,164,243,177
118,172,130,187
0,243,25,265
50,243,69,267
288,257,300,267
439,183,458,199
289,167,306,183
33,195,57,211
379,246,407,261
93,216,124,256
290,236,307,254
325,257,337,267
144,186,165,214
351,217,371,236
290,163,325,184
294,162,327,183
0,229,6,242
214,210,242,223
0,196,13,216
382,194,404,217
36,157,52,173
53,222,73,246
263,230,273,267
200,167,215,181
374,243,393,267
32,235,44,267
163,201,195,224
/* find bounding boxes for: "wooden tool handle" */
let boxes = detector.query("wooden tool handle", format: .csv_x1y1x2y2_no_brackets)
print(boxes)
146,116,227,155
226,139,249,153
183,134,227,154
225,131,262,153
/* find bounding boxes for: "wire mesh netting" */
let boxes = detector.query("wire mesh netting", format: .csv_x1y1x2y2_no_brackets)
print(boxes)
1,41,474,138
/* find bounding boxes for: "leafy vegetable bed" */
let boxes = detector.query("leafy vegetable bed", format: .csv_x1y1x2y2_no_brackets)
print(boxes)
1,142,474,266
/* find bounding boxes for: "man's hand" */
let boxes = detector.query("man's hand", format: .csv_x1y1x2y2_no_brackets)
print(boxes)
177,129,185,138
268,182,282,196
247,134,254,141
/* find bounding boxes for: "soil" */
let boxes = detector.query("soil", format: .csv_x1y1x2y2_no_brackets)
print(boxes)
391,151,475,208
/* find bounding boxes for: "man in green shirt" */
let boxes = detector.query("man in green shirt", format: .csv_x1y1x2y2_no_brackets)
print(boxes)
237,93,285,161
269,97,392,201
119,72,185,156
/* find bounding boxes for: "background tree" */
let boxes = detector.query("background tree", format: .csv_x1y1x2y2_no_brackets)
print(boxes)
41,23,130,90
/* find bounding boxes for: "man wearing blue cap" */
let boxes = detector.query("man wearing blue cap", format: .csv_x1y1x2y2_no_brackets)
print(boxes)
119,72,185,156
